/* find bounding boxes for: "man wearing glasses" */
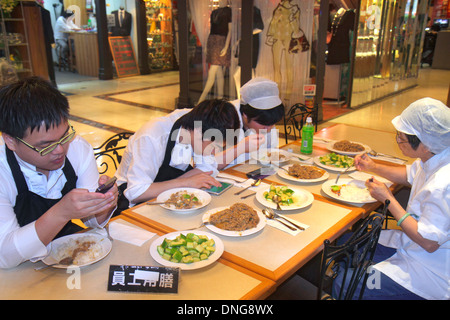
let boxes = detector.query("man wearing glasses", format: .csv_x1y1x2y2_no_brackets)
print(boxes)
0,77,117,269
344,98,449,300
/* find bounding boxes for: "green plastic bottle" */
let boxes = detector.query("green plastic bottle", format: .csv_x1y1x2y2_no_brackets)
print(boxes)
300,117,314,154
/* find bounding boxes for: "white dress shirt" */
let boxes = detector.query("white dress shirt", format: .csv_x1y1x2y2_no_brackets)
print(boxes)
54,16,74,41
0,136,107,269
115,109,218,206
374,147,450,300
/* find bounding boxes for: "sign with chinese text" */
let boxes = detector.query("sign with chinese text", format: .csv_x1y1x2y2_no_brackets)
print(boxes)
303,84,316,96
108,36,139,78
107,265,179,293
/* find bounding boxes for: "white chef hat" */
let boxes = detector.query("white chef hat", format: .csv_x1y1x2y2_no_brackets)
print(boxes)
391,97,450,154
240,77,282,110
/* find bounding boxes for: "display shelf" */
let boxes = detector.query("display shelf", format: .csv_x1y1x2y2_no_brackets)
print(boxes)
144,0,175,71
0,1,33,80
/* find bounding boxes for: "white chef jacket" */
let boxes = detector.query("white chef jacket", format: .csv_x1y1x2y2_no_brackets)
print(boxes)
0,136,108,269
225,99,279,168
54,16,78,41
115,109,218,206
374,147,450,300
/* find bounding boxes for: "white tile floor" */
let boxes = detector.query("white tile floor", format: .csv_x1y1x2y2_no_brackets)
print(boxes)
57,66,449,299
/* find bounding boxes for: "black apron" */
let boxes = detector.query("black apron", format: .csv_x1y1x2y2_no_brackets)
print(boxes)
116,118,193,212
154,117,193,182
6,146,83,239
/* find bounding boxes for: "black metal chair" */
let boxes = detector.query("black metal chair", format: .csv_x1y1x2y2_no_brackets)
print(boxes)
283,102,318,144
93,132,133,174
317,200,390,300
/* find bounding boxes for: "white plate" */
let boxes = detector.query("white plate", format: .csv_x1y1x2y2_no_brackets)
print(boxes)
256,186,314,210
156,188,211,213
277,164,329,183
326,140,371,156
321,178,377,204
250,148,291,166
149,231,224,270
313,155,356,172
43,233,112,268
202,206,266,237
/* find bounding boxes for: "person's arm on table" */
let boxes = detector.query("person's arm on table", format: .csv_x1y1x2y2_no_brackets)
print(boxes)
355,153,409,185
365,179,440,253
131,169,220,204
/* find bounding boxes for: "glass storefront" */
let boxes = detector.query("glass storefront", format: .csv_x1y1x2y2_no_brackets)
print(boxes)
186,0,315,108
351,0,429,107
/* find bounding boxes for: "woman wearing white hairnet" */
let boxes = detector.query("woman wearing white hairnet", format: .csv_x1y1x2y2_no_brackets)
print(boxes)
339,98,449,300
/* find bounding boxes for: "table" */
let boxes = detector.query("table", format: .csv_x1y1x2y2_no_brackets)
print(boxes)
122,124,409,285
0,216,275,300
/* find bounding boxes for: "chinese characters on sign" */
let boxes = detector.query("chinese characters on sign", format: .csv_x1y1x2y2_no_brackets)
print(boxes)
107,265,179,293
108,36,139,77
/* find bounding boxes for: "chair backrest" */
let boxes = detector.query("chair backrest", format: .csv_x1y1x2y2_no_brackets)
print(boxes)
283,102,318,144
317,200,390,300
93,132,133,175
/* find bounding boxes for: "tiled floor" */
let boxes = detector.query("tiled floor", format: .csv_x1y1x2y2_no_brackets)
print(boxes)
56,66,449,299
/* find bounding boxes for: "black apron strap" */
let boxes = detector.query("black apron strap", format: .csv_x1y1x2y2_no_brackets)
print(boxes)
5,145,82,238
154,117,193,182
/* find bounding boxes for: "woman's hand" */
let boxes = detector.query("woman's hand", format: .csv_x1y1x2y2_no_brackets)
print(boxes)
354,153,376,172
365,178,394,203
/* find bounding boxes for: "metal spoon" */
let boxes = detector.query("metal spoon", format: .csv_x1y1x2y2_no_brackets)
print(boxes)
34,256,74,271
272,194,283,210
234,179,261,195
368,150,407,162
268,207,305,230
262,208,297,231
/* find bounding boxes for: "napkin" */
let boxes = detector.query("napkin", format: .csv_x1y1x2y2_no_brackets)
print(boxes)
288,152,314,165
349,171,393,187
266,213,309,236
108,221,156,246
216,172,248,185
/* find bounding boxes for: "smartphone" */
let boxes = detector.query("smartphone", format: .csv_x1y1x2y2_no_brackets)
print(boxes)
205,182,232,195
246,167,274,180
95,176,117,194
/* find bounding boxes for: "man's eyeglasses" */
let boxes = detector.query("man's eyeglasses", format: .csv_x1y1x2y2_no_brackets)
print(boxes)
396,131,408,144
15,123,76,156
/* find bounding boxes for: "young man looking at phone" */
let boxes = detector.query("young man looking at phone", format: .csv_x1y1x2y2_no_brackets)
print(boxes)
0,77,117,269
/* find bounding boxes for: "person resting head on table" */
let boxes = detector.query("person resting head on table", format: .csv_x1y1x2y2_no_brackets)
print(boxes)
348,97,450,300
218,77,285,168
115,99,241,209
0,77,118,269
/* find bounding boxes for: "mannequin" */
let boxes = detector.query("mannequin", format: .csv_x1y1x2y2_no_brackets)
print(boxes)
266,0,304,103
233,6,264,98
197,0,232,104
327,8,355,65
110,6,132,36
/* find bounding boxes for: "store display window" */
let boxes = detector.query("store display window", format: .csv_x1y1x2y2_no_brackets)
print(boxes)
145,0,175,71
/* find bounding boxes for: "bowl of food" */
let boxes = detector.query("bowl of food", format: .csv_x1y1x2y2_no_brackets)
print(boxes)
202,203,266,237
278,163,329,183
156,188,211,213
250,148,291,166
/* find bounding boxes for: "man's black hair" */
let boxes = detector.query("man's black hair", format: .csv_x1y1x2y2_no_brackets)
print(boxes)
177,99,240,139
240,103,284,126
0,76,69,139
406,133,421,150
